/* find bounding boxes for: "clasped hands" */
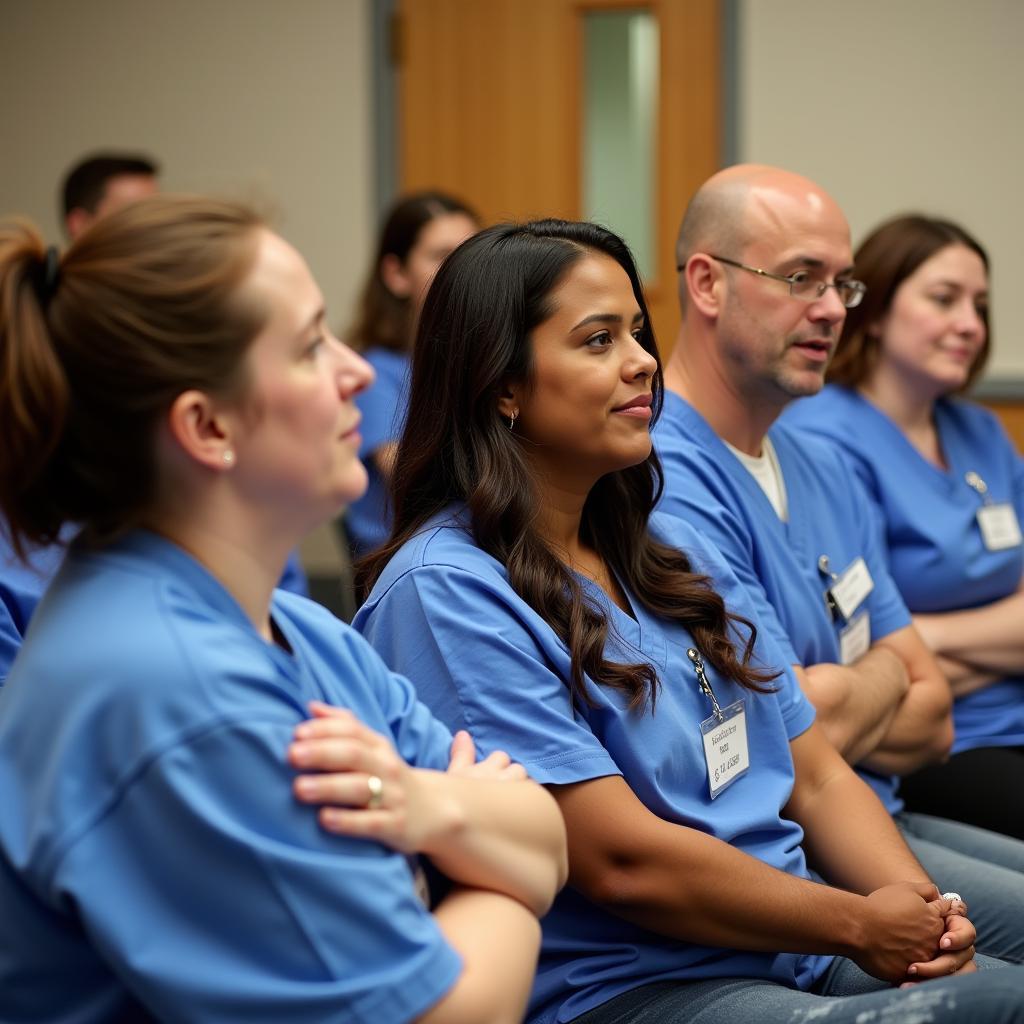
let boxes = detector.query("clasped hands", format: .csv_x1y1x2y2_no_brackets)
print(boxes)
861,881,975,986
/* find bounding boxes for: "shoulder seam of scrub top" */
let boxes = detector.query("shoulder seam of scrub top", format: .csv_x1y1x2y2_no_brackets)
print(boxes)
38,710,304,889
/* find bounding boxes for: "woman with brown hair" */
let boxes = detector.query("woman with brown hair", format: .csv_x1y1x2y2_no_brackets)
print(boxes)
349,218,1024,1023
344,191,478,554
786,215,1024,840
0,196,565,1022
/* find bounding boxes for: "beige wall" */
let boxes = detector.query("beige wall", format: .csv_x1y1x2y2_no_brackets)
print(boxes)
1,0,373,576
738,0,1023,377
0,0,372,337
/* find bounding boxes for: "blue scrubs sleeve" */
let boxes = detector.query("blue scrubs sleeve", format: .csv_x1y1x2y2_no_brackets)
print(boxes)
357,351,409,460
336,619,456,772
1014,450,1024,524
0,599,20,686
58,716,461,1024
852,473,911,642
278,550,310,598
358,566,622,786
655,500,801,667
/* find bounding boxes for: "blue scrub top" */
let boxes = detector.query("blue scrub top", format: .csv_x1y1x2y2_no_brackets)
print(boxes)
355,507,828,1024
652,391,912,813
279,548,310,598
0,531,66,685
785,386,1024,752
346,347,411,555
0,526,307,687
0,531,461,1024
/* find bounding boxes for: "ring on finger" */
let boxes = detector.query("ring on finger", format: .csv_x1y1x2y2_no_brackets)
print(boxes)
367,774,384,809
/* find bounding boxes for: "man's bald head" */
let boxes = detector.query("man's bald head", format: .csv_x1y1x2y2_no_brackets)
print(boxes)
676,165,849,312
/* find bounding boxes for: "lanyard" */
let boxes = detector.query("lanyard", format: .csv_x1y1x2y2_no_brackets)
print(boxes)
687,647,724,721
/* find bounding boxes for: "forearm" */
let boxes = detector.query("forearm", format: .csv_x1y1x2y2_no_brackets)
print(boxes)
860,681,952,774
575,816,867,954
799,652,905,763
557,776,869,956
858,630,952,775
935,654,1002,698
789,756,928,893
419,887,541,1024
419,772,568,917
914,589,1024,672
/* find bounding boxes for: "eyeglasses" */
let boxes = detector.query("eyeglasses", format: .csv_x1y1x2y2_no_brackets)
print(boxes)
688,255,867,309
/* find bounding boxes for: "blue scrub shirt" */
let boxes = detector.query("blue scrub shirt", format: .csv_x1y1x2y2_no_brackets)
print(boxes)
653,391,911,813
785,387,1024,752
0,527,307,687
0,531,461,1024
355,507,828,1024
346,347,411,554
0,531,65,684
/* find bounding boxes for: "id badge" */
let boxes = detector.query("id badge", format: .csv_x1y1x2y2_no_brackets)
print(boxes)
977,504,1023,551
839,610,871,665
700,699,749,799
827,557,874,622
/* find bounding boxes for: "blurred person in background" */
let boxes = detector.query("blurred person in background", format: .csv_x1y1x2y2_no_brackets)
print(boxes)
343,190,479,556
61,150,160,240
786,214,1024,840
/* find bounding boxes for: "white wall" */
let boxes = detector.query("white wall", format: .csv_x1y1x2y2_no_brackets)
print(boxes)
738,0,1024,378
0,0,372,337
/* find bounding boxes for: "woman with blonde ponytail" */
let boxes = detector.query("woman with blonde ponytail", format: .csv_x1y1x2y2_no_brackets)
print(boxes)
0,198,565,1024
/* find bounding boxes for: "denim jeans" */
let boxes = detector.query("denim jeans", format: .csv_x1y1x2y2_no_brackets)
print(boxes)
570,955,1024,1024
898,810,1024,963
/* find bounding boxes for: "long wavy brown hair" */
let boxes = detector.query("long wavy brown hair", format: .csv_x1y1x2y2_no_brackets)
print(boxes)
360,220,776,711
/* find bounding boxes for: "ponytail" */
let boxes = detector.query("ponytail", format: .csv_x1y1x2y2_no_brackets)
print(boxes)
0,197,265,558
0,223,70,557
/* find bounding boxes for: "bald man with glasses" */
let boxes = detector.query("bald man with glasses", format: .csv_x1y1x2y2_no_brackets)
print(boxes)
653,163,1024,966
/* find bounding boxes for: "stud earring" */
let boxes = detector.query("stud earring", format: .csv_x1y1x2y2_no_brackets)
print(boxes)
222,450,235,466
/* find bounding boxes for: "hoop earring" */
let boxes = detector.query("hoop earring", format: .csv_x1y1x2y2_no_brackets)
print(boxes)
508,410,518,431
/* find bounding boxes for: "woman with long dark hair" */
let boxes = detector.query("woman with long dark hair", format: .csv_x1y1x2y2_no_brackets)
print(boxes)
344,191,478,554
0,196,565,1022
787,214,1024,839
350,219,1024,1023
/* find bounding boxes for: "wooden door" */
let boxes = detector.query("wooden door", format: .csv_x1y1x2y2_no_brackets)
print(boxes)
394,0,721,353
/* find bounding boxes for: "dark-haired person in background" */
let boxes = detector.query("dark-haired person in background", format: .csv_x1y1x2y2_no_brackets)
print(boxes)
786,215,1024,839
343,191,478,555
345,217,1024,1023
60,150,160,240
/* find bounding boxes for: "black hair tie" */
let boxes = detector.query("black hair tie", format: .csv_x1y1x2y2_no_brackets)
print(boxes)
32,245,61,307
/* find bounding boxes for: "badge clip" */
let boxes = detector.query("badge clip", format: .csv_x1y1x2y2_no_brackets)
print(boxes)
687,647,723,721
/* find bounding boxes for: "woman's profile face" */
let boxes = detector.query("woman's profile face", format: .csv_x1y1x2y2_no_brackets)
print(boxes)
389,211,478,318
511,252,657,488
872,243,988,400
229,230,375,529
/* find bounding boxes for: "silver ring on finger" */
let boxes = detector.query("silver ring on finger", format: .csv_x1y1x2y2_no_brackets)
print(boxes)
367,774,384,809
